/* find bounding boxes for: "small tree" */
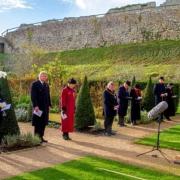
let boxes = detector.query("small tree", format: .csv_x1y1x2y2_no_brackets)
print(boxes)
0,71,20,141
131,75,136,87
75,76,96,130
142,76,154,111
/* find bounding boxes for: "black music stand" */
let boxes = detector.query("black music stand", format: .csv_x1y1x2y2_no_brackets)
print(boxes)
137,115,171,163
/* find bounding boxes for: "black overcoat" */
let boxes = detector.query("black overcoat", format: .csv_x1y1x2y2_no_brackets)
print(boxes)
31,80,51,126
164,87,175,117
118,86,129,116
153,83,166,105
130,88,141,121
103,89,118,117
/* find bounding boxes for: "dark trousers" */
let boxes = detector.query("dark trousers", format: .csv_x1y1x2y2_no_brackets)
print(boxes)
118,115,125,126
104,116,114,133
34,124,46,138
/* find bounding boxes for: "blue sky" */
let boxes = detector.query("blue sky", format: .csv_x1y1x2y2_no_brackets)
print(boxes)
0,0,166,34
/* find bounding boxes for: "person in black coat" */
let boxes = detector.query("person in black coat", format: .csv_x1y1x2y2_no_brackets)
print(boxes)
118,80,131,127
31,72,51,143
154,77,166,104
103,81,118,136
130,84,142,125
164,83,176,121
153,77,166,120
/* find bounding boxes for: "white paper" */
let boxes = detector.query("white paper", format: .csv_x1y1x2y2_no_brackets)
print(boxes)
33,110,43,117
61,112,67,120
1,104,11,111
0,102,7,108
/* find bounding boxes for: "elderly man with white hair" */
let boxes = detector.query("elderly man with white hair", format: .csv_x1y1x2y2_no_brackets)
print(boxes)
31,71,51,143
103,81,118,136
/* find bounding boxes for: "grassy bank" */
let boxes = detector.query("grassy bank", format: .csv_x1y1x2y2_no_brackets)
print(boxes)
39,40,180,82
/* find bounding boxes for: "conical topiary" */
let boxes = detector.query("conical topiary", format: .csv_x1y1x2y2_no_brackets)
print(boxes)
75,76,96,130
27,102,33,122
0,71,20,141
142,76,154,111
131,76,136,87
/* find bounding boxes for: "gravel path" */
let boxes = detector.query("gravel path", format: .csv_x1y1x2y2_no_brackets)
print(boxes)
0,116,180,179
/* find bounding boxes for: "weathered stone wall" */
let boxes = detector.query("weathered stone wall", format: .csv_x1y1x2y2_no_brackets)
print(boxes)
3,1,180,53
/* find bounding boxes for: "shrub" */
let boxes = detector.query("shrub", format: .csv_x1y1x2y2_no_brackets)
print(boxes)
1,133,41,149
139,110,151,124
131,76,136,87
142,76,154,111
27,103,33,122
15,108,28,122
0,72,20,141
75,76,96,130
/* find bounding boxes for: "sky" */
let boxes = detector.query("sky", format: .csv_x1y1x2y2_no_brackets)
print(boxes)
0,0,166,34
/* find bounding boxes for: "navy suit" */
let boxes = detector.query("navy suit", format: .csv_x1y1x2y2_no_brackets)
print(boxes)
118,86,130,126
31,80,51,138
153,83,166,105
103,89,118,133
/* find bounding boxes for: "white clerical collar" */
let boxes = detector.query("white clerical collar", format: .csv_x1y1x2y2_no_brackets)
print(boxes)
39,80,44,84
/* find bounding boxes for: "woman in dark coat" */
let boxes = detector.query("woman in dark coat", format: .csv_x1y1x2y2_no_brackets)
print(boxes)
164,83,176,120
103,81,118,136
130,84,142,125
118,80,131,127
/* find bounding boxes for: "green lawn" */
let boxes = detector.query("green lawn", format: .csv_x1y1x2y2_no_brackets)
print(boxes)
7,156,179,180
136,124,180,151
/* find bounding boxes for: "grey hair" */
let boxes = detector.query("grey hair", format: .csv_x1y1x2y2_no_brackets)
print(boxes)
38,71,47,79
107,81,114,89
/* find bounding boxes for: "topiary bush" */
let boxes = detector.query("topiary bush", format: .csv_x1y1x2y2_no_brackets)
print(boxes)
0,71,20,141
75,76,96,130
142,76,155,111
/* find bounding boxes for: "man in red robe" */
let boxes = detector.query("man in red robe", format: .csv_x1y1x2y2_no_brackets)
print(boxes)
60,78,77,140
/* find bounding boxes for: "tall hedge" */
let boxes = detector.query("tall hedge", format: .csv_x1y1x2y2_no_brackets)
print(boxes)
0,73,20,141
142,76,155,111
75,76,96,130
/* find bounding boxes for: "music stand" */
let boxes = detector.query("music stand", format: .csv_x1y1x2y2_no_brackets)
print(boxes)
137,115,171,163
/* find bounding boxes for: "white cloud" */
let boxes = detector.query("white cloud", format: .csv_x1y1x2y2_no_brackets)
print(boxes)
0,0,32,12
61,0,166,14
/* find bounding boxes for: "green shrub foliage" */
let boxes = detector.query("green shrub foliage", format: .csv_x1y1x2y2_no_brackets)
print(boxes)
75,76,96,130
0,75,20,141
142,76,155,111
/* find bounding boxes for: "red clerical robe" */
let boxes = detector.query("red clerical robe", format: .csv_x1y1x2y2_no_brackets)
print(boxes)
60,86,76,132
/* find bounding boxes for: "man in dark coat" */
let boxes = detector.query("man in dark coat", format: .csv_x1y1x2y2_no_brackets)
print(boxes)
130,84,142,125
164,83,176,121
153,77,166,120
31,72,51,143
103,81,118,136
118,80,131,127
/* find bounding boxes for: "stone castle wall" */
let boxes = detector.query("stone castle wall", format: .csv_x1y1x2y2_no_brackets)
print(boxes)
3,0,180,53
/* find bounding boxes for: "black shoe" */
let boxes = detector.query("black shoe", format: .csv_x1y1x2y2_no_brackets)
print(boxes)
104,132,111,136
120,124,126,127
41,138,48,143
67,136,72,140
63,135,69,140
110,131,116,135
